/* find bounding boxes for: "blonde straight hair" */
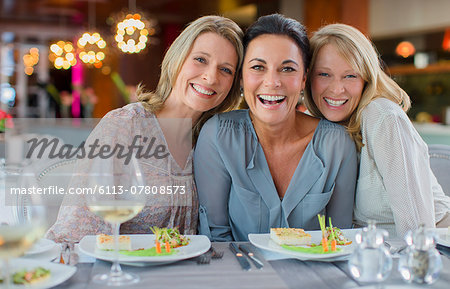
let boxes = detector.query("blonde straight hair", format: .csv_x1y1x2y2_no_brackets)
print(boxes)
137,15,244,141
303,23,411,150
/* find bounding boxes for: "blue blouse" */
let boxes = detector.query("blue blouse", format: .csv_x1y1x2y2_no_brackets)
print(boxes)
194,110,357,241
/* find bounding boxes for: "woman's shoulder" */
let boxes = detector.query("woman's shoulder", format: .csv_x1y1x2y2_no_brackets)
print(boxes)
217,109,249,122
316,118,349,135
364,98,404,118
362,98,410,131
203,109,252,131
313,119,356,153
104,102,151,119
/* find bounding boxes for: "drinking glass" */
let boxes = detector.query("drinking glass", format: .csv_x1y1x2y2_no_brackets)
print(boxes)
0,168,47,288
85,157,146,286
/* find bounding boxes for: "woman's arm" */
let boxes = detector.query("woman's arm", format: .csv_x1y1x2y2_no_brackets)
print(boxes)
194,116,233,241
364,105,435,237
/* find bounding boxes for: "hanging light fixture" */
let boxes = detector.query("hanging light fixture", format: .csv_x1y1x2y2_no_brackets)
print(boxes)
49,41,77,70
49,10,76,70
442,28,450,51
23,47,39,75
77,0,107,68
395,41,416,58
78,32,107,67
114,0,156,54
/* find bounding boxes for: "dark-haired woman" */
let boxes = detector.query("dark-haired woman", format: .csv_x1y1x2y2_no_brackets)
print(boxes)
194,14,357,241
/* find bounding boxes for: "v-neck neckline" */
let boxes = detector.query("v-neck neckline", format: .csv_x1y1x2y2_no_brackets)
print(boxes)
245,110,322,202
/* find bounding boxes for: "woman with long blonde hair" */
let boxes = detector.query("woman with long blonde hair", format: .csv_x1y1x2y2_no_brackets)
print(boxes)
304,23,450,237
46,15,244,242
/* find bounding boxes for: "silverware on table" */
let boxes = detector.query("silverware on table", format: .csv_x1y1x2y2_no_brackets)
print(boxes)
384,241,407,255
229,243,251,271
436,244,450,258
196,248,212,265
239,244,264,269
210,246,224,259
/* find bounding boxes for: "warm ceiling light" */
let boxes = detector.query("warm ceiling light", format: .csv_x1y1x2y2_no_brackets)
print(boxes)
49,41,76,69
396,41,416,58
77,32,107,66
442,28,450,51
115,13,149,54
23,47,39,75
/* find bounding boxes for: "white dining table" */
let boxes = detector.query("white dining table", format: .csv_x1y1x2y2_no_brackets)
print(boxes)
51,241,450,289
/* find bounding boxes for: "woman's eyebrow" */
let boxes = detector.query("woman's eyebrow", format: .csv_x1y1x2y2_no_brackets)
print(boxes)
195,51,235,68
248,58,266,64
282,59,298,66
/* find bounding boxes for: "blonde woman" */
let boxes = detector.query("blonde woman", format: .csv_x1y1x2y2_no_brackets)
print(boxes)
304,23,450,237
46,15,244,242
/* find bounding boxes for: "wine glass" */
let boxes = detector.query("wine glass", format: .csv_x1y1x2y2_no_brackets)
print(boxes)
85,156,146,286
0,168,47,288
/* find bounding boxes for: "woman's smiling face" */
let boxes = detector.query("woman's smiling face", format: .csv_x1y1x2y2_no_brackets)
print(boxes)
310,43,365,123
171,32,238,114
242,34,305,127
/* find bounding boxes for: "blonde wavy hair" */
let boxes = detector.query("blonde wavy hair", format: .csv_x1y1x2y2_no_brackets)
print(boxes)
303,23,411,151
137,15,244,141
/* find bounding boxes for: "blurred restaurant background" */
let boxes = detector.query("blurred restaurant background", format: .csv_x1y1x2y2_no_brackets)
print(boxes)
1,0,450,145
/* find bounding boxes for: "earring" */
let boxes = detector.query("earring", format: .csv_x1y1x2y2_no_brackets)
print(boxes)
300,90,304,96
240,88,244,97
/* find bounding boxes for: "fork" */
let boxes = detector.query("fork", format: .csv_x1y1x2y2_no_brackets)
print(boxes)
196,249,212,264
384,241,407,255
210,246,224,259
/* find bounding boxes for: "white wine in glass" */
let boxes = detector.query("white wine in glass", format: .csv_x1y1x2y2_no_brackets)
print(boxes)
88,201,144,224
0,169,47,288
86,157,146,286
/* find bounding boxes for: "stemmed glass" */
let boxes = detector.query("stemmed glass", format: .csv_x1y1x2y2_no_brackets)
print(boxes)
85,157,146,286
0,168,47,288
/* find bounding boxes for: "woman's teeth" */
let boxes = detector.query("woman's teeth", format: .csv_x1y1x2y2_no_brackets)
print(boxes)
324,97,347,107
258,94,286,105
192,84,214,95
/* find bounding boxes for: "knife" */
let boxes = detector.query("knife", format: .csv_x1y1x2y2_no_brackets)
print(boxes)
239,244,264,269
436,244,450,258
229,243,251,271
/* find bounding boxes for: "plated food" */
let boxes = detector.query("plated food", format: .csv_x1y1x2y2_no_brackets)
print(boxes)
251,215,356,261
270,228,311,246
13,267,51,285
80,234,211,264
150,227,190,252
96,234,131,251
269,215,352,255
0,267,51,285
1,258,77,288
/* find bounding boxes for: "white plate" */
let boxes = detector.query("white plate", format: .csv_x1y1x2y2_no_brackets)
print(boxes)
4,258,76,289
249,229,359,262
23,245,60,262
434,228,450,247
25,239,57,255
79,234,210,265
